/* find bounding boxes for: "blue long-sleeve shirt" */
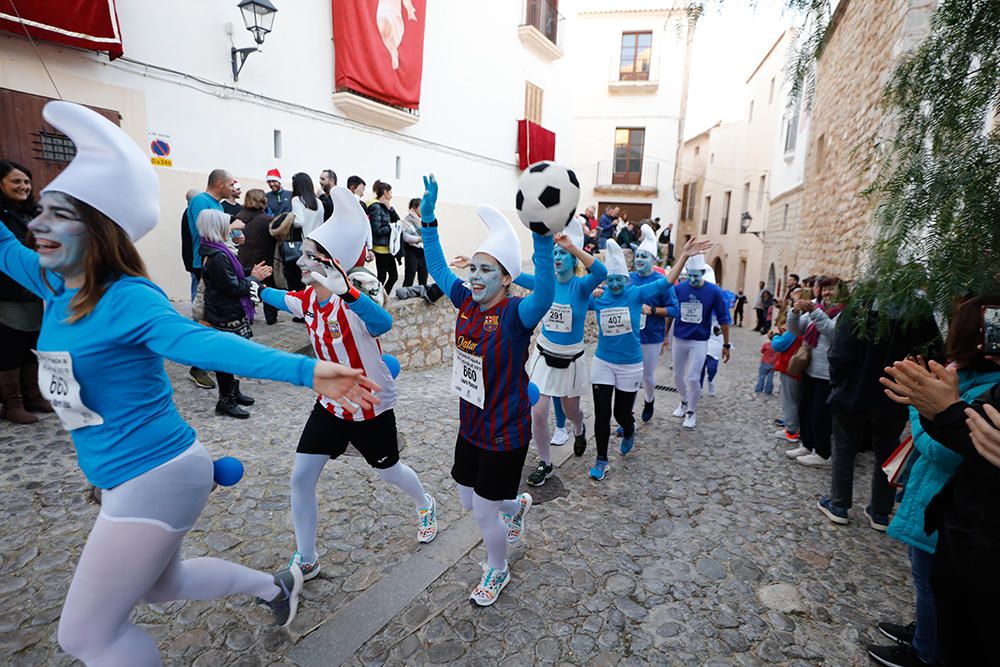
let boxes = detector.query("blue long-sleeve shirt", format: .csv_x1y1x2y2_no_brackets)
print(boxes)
589,280,676,365
629,271,677,345
673,281,732,341
185,192,223,270
0,224,316,489
514,259,608,346
423,222,555,451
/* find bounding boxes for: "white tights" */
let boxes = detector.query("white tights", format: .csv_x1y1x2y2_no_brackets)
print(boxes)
530,394,584,464
672,337,709,413
291,454,429,562
641,343,662,403
457,485,519,571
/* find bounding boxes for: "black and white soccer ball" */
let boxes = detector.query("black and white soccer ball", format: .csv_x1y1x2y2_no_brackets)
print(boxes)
515,161,581,236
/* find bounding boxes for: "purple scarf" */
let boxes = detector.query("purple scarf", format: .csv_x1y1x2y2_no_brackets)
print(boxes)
202,240,255,323
802,302,843,348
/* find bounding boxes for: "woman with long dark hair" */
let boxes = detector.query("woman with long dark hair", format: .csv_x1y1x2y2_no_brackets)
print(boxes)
235,188,278,324
0,159,51,423
0,101,380,665
285,172,324,291
369,180,401,295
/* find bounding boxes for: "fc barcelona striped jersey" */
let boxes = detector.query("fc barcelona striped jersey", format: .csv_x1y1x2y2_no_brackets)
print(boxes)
284,287,397,421
450,282,533,452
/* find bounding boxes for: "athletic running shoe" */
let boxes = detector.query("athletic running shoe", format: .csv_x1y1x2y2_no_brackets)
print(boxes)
261,564,303,627
817,496,849,525
188,367,216,389
774,418,786,427
641,400,655,422
619,433,635,455
796,452,831,467
615,425,624,437
784,445,810,459
417,494,438,543
287,551,321,581
469,563,510,607
708,381,716,396
589,458,609,481
774,428,801,443
550,427,569,446
865,505,890,532
672,401,688,418
502,492,532,543
573,426,587,457
682,411,697,430
878,621,915,647
527,462,554,487
867,642,939,667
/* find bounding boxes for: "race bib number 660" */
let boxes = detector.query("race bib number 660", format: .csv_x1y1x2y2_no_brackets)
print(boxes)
451,348,485,409
35,350,104,431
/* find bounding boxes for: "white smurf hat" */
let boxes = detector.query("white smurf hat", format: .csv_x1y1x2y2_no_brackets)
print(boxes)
475,204,522,280
685,254,709,273
565,216,585,249
638,225,658,256
41,101,159,241
605,239,629,276
307,186,368,266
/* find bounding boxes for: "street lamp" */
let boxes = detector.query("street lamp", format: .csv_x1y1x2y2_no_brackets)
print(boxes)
231,0,278,81
740,211,753,234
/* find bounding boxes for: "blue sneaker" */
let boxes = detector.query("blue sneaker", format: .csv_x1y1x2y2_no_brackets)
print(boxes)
865,505,890,532
615,425,624,437
817,496,849,525
620,433,634,455
589,458,609,481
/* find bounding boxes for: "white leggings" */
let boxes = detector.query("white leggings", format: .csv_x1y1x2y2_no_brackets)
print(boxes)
457,485,520,571
641,343,663,403
58,445,278,667
672,337,709,413
290,454,429,563
531,394,584,464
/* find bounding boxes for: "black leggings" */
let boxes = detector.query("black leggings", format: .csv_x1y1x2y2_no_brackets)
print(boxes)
375,252,398,295
798,374,832,458
592,384,637,460
0,323,38,371
402,245,427,287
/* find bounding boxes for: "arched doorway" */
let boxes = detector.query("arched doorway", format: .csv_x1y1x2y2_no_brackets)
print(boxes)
766,263,776,294
712,258,724,287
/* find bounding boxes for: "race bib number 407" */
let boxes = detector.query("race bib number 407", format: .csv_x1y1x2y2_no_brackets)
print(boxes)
35,351,104,431
451,348,485,409
600,307,632,336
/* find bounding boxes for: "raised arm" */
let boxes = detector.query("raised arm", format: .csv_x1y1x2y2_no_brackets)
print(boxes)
344,291,393,337
518,233,555,329
513,272,536,291
0,220,51,298
419,175,461,302
666,236,713,284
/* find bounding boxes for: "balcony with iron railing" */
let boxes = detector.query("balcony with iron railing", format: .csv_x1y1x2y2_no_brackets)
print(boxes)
518,0,564,60
594,159,660,195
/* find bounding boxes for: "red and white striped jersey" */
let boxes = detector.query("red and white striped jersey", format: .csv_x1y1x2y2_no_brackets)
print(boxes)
284,287,397,421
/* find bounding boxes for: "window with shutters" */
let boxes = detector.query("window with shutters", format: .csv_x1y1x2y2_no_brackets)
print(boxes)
524,82,544,124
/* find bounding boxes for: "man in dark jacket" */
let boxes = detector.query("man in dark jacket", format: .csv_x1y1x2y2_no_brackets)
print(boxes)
318,169,336,220
264,168,292,215
818,302,941,528
597,206,618,250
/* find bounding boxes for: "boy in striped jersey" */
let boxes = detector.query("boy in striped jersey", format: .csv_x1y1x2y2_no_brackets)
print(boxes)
257,188,437,582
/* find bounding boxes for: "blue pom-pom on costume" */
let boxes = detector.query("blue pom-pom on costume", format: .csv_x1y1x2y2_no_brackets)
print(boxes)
382,353,401,378
528,382,540,406
213,456,244,487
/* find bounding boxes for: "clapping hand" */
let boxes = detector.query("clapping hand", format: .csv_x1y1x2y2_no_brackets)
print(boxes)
312,361,381,410
967,404,1000,469
250,261,272,281
880,357,961,418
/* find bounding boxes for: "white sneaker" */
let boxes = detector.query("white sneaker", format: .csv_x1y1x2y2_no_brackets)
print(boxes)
796,452,832,467
550,427,569,446
469,563,511,607
708,382,716,396
774,429,801,443
784,445,810,459
672,401,688,418
682,411,696,430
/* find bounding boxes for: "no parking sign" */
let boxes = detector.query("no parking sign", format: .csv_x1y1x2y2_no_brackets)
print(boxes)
148,132,173,167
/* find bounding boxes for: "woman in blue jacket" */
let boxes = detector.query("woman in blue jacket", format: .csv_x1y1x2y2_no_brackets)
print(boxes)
870,297,1000,667
1,102,379,666
587,239,676,480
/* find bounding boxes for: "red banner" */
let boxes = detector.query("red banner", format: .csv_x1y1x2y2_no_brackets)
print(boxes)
333,0,426,110
0,0,123,59
517,120,556,170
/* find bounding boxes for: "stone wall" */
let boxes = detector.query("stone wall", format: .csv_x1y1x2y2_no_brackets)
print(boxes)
763,185,803,290
795,0,934,279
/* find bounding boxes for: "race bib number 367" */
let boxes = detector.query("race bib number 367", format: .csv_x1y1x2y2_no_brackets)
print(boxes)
680,301,703,325
35,350,104,431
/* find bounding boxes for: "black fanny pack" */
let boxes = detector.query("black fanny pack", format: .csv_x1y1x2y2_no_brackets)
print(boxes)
537,344,584,369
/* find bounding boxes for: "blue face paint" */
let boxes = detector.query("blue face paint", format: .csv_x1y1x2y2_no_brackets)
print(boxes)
606,274,629,295
469,253,507,304
687,270,706,288
28,193,89,280
634,250,654,276
553,246,576,280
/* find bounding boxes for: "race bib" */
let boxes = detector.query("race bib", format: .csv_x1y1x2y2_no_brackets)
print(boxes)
640,313,648,330
452,348,485,409
680,301,703,325
544,303,572,333
35,351,104,431
600,307,632,336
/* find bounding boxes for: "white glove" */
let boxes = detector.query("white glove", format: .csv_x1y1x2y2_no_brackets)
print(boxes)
310,258,351,295
249,278,262,304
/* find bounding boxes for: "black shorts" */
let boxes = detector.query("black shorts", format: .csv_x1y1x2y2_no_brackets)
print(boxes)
296,403,400,470
451,436,529,501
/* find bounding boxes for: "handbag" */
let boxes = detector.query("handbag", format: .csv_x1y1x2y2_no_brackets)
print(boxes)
787,343,812,377
281,226,303,265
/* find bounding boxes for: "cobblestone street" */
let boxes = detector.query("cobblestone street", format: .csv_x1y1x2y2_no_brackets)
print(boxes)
0,324,912,666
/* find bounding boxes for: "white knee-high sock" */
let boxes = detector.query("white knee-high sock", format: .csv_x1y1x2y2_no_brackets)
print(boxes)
561,396,585,436
457,484,474,511
642,343,660,403
472,493,508,571
672,337,689,404
531,394,552,464
290,453,329,563
376,462,430,509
